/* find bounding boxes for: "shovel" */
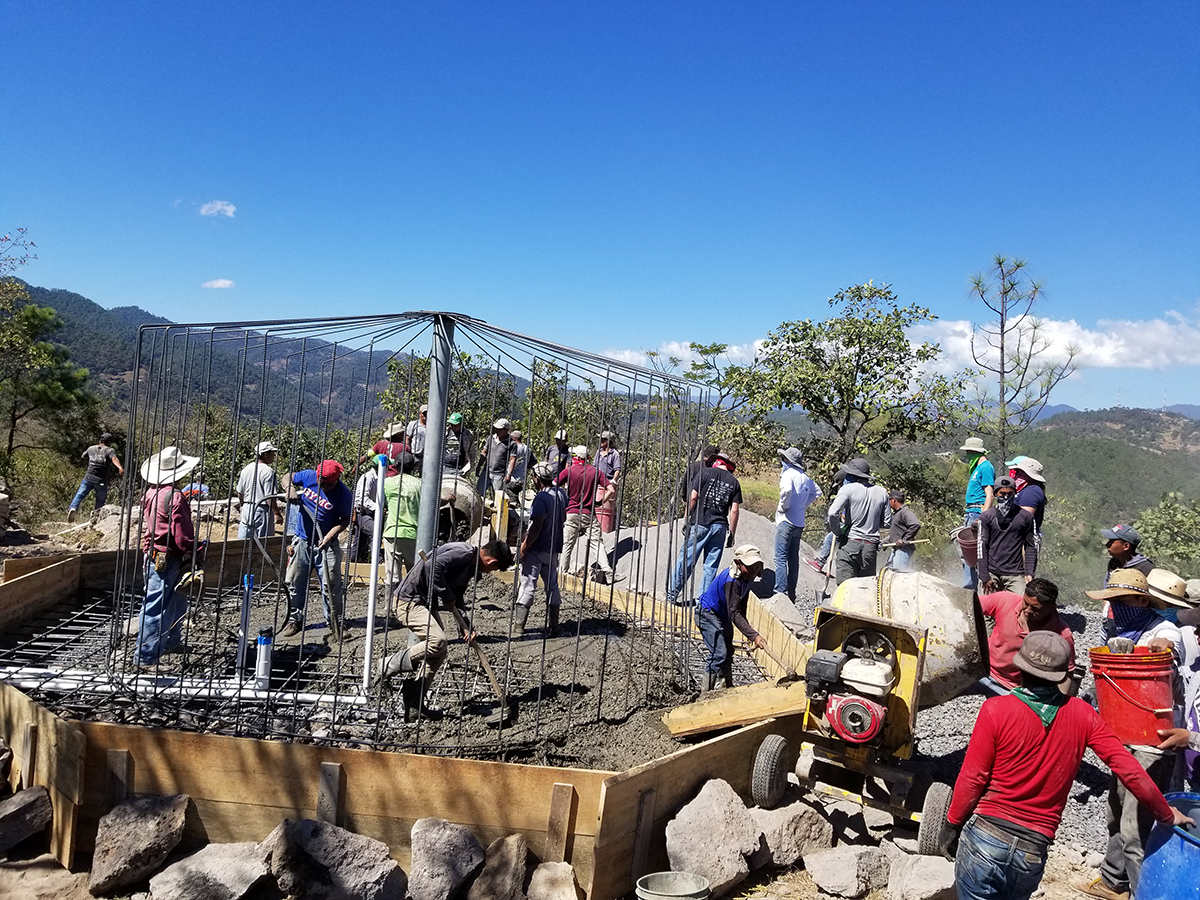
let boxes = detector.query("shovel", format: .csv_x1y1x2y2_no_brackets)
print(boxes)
450,607,517,727
758,640,802,686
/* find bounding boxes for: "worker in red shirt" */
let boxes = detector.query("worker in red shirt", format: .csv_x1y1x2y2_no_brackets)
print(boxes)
976,578,1075,696
945,632,1191,900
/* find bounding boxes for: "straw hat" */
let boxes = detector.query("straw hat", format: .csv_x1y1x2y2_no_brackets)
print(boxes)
140,446,200,486
1086,569,1162,608
959,437,988,454
1147,568,1191,608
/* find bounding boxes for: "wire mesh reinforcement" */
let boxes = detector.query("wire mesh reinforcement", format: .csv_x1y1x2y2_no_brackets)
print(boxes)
0,311,771,764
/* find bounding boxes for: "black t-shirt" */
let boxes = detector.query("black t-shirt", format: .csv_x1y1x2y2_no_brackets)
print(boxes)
84,444,118,483
693,467,742,527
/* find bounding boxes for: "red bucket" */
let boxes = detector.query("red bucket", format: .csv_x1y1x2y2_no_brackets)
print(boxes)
1089,647,1176,745
955,524,979,567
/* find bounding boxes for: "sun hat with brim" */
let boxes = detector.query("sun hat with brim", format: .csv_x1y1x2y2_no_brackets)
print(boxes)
1086,568,1161,607
1013,632,1072,683
959,437,987,454
1011,457,1046,483
842,458,871,479
733,544,764,567
1187,579,1200,604
383,422,406,440
1147,568,1191,608
778,447,805,467
140,446,200,486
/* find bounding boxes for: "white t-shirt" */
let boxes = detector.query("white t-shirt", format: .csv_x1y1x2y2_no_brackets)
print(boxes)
236,461,279,533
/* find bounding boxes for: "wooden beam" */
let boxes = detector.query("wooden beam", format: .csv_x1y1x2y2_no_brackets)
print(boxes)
105,749,131,811
630,788,656,880
0,685,86,804
316,761,344,826
545,782,575,863
662,679,808,738
3,554,70,583
19,722,37,791
0,558,81,632
49,785,79,870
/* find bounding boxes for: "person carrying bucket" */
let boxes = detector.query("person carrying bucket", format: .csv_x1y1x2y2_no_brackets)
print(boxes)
946,632,1193,900
1161,570,1200,792
958,437,994,591
1076,569,1187,899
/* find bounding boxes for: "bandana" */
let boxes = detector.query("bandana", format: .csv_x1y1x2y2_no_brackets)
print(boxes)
1012,472,1030,493
1106,602,1159,642
1012,684,1068,728
996,497,1016,517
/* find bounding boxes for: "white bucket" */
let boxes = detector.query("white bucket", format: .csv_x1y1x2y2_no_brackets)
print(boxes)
635,872,711,900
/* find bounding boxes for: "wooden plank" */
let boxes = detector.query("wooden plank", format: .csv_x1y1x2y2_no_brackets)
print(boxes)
0,558,81,632
49,784,78,870
19,722,38,790
0,685,87,804
630,788,656,880
662,679,808,737
545,782,575,863
78,721,611,833
316,761,344,826
105,749,131,811
3,554,70,582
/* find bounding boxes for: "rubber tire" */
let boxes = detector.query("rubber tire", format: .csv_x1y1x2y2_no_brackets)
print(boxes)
917,781,954,856
751,734,790,809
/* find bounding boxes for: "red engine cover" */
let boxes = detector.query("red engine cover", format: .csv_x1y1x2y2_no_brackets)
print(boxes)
826,693,887,743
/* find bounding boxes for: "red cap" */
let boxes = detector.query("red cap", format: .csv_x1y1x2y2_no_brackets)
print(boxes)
316,460,344,480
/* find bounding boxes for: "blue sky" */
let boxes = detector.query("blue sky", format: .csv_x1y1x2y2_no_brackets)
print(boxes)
4,2,1198,409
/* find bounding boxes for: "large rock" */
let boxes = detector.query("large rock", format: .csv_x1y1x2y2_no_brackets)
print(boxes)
89,793,189,895
0,785,52,853
148,842,269,900
748,798,834,868
408,817,485,900
526,862,580,900
887,854,956,900
260,818,406,900
817,798,875,846
803,845,891,899
665,779,759,898
467,834,527,900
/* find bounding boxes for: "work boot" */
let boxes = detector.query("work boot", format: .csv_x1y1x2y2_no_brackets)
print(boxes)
514,605,530,633
66,508,77,524
280,618,302,638
380,647,415,679
591,565,609,586
1071,878,1128,900
719,662,734,689
404,677,444,722
548,605,560,638
328,617,344,643
700,671,718,695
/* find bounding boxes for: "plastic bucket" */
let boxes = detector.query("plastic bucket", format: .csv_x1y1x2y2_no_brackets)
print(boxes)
635,872,711,900
1089,647,1176,745
954,524,979,567
596,507,616,534
1138,791,1200,899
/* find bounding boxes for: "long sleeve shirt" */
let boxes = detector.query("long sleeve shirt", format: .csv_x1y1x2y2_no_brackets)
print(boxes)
140,486,196,557
977,507,1037,581
827,481,890,544
776,466,821,528
698,566,759,641
395,541,479,612
948,694,1173,838
886,505,921,547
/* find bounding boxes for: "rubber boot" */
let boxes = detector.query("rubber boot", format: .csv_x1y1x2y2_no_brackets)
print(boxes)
720,662,734,689
413,676,444,720
700,671,717,695
514,605,530,633
548,605,560,638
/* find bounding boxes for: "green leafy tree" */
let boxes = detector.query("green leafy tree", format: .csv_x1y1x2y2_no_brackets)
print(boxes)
1135,492,1200,577
749,281,968,480
969,255,1079,465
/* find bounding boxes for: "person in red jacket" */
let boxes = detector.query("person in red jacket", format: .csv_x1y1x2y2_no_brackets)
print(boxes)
976,578,1075,695
946,632,1191,900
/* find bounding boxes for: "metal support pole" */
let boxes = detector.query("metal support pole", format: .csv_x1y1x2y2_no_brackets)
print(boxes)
416,315,455,555
235,574,254,675
361,453,388,692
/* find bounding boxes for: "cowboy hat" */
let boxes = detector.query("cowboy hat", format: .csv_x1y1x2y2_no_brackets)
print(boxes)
1086,569,1162,608
1147,568,1191,608
383,422,406,440
959,437,988,454
140,446,200,486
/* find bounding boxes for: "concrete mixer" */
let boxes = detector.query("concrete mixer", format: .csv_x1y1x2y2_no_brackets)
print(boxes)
662,569,988,856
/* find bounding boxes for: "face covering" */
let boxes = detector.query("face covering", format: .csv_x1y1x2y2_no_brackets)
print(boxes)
1107,602,1159,641
1011,472,1030,492
995,496,1015,516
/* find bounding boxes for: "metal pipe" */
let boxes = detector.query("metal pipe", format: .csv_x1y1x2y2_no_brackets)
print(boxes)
361,453,388,692
235,574,254,673
417,315,455,555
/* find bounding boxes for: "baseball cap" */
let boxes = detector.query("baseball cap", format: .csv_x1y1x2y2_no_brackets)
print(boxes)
493,418,511,430
712,452,736,471
1101,523,1141,546
571,444,588,458
100,432,113,442
419,404,429,413
533,461,556,481
448,412,463,425
994,476,1017,493
1013,632,1071,683
255,440,280,456
511,430,522,440
599,430,615,440
316,460,344,480
554,429,568,440
733,544,763,567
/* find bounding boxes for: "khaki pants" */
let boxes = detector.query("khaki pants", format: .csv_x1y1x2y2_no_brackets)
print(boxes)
396,599,448,677
562,513,611,576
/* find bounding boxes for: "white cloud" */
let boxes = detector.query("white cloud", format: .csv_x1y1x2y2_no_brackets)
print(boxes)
601,340,764,370
202,279,235,289
200,200,236,217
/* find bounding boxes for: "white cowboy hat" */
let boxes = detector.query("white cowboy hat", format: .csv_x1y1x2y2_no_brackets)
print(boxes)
140,446,200,486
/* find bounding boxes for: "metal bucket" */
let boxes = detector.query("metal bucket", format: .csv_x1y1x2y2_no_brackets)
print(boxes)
831,570,987,707
635,872,711,900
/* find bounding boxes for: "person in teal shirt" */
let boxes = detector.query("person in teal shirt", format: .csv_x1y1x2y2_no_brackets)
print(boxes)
382,451,422,610
959,437,995,590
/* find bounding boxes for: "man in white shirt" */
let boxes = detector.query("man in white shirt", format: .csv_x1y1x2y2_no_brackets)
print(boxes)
235,441,283,539
773,447,820,601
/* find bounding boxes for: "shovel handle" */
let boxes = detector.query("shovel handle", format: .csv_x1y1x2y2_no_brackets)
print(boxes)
757,639,797,677
450,606,506,702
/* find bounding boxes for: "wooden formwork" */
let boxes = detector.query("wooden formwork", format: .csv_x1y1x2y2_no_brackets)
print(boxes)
0,547,814,899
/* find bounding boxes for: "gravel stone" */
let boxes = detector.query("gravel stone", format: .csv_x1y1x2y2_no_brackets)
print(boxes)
665,779,759,898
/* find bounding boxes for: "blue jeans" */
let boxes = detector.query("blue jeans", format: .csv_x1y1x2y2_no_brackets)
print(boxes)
889,548,915,572
286,536,344,626
697,606,733,674
773,520,803,599
816,531,834,566
955,817,1046,900
136,556,186,665
69,478,108,512
666,522,727,604
961,509,982,590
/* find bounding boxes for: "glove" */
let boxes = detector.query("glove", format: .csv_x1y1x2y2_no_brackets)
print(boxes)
938,818,961,861
726,532,735,548
1107,637,1136,654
